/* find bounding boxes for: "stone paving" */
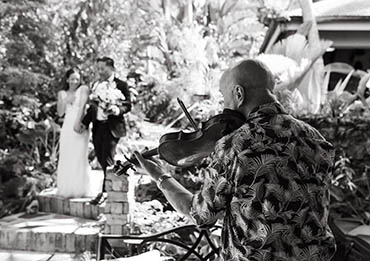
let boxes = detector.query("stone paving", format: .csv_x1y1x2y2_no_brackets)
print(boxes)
0,212,101,253
0,121,168,258
0,249,94,261
0,169,105,255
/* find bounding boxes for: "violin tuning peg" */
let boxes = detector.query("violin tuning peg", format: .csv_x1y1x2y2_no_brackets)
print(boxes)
124,154,133,163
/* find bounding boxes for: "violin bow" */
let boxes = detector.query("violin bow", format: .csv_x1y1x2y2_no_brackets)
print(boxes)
177,98,199,131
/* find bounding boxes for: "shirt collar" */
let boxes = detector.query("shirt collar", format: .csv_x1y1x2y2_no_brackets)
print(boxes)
107,73,115,83
247,102,287,121
94,74,116,90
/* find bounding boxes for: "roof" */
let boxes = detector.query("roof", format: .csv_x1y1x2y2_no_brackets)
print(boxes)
283,0,370,22
260,0,370,53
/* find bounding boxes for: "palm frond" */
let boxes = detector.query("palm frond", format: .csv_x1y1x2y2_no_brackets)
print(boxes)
220,0,240,17
284,34,309,62
265,184,285,202
321,67,331,105
324,62,355,75
356,73,370,99
337,70,354,94
326,70,355,104
263,200,278,218
247,154,276,178
262,30,333,114
296,245,320,261
317,39,333,57
253,249,272,261
256,53,298,81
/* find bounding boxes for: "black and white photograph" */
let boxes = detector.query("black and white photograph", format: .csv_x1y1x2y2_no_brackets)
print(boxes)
0,0,370,260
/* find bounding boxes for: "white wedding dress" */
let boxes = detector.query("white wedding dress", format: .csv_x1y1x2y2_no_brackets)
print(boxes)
57,87,96,198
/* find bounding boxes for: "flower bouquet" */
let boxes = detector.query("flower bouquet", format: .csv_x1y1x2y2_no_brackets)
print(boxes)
90,81,126,111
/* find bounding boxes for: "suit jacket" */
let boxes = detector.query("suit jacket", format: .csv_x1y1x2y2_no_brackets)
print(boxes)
107,77,132,138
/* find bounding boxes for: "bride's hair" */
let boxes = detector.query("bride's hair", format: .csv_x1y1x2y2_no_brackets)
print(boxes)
62,67,81,90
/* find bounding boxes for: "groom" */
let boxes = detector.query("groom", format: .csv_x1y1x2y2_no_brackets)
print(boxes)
81,57,131,205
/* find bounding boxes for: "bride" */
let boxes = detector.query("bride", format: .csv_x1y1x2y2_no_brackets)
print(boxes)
56,67,95,198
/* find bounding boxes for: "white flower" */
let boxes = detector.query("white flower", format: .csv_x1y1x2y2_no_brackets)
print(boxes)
90,81,126,109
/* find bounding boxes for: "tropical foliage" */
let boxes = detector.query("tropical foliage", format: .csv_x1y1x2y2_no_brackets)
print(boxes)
1,0,370,250
260,34,370,117
302,115,370,223
0,0,60,217
0,0,271,216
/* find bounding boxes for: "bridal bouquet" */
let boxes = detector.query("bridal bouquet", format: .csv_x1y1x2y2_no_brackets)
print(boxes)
90,81,126,110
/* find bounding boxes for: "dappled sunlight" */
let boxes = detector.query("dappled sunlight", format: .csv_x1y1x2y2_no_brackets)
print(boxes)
1,0,370,259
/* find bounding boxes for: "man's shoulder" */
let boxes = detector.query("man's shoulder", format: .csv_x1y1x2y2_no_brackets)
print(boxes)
114,77,128,88
282,115,333,149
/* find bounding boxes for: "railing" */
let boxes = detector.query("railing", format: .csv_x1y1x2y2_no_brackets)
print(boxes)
96,224,221,260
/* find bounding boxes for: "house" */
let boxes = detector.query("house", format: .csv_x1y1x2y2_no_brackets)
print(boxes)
260,0,370,91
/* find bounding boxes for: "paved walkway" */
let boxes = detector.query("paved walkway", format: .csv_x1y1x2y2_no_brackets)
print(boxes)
0,211,101,253
0,249,94,261
0,120,171,259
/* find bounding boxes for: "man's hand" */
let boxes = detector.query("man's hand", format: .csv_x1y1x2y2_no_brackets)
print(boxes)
105,105,120,116
120,105,130,114
133,151,164,181
134,151,194,218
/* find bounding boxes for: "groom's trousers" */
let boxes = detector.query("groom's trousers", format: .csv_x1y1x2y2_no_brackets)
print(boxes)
82,104,120,193
92,121,119,193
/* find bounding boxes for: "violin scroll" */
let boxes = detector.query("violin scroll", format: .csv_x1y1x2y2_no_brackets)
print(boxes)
114,148,158,176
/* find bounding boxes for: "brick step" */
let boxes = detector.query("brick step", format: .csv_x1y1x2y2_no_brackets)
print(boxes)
0,212,101,253
0,249,88,261
37,191,105,220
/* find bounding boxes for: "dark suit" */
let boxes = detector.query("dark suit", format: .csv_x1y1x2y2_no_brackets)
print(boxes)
82,77,131,192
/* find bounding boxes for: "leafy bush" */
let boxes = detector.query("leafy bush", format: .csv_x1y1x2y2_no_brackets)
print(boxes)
0,1,62,216
301,114,370,223
134,79,177,124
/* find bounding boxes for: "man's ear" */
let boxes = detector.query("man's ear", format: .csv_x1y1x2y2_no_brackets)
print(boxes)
234,85,245,107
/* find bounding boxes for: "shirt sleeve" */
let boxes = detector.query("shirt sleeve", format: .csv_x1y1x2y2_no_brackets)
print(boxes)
189,158,234,227
91,81,98,93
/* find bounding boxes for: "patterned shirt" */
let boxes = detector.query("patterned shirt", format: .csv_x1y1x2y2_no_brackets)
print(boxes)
190,102,336,261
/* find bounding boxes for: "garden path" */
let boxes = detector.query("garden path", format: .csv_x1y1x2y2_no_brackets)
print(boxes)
0,120,173,260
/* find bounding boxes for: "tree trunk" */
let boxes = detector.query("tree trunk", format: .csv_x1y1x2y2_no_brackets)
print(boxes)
184,0,193,24
299,0,320,52
298,0,325,113
161,0,171,21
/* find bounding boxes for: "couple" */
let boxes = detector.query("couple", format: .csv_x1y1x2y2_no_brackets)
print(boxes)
56,57,131,205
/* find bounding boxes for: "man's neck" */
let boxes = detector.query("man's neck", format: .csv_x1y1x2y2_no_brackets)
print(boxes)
241,93,276,118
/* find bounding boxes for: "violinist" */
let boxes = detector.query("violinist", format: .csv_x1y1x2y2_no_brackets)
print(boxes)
134,59,336,260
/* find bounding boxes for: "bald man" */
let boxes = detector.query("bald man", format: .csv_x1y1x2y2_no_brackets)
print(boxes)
134,59,336,260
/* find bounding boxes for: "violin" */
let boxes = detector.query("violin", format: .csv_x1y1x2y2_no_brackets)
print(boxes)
114,98,245,176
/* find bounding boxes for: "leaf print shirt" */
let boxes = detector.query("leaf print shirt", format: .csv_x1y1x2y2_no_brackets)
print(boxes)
190,102,336,261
